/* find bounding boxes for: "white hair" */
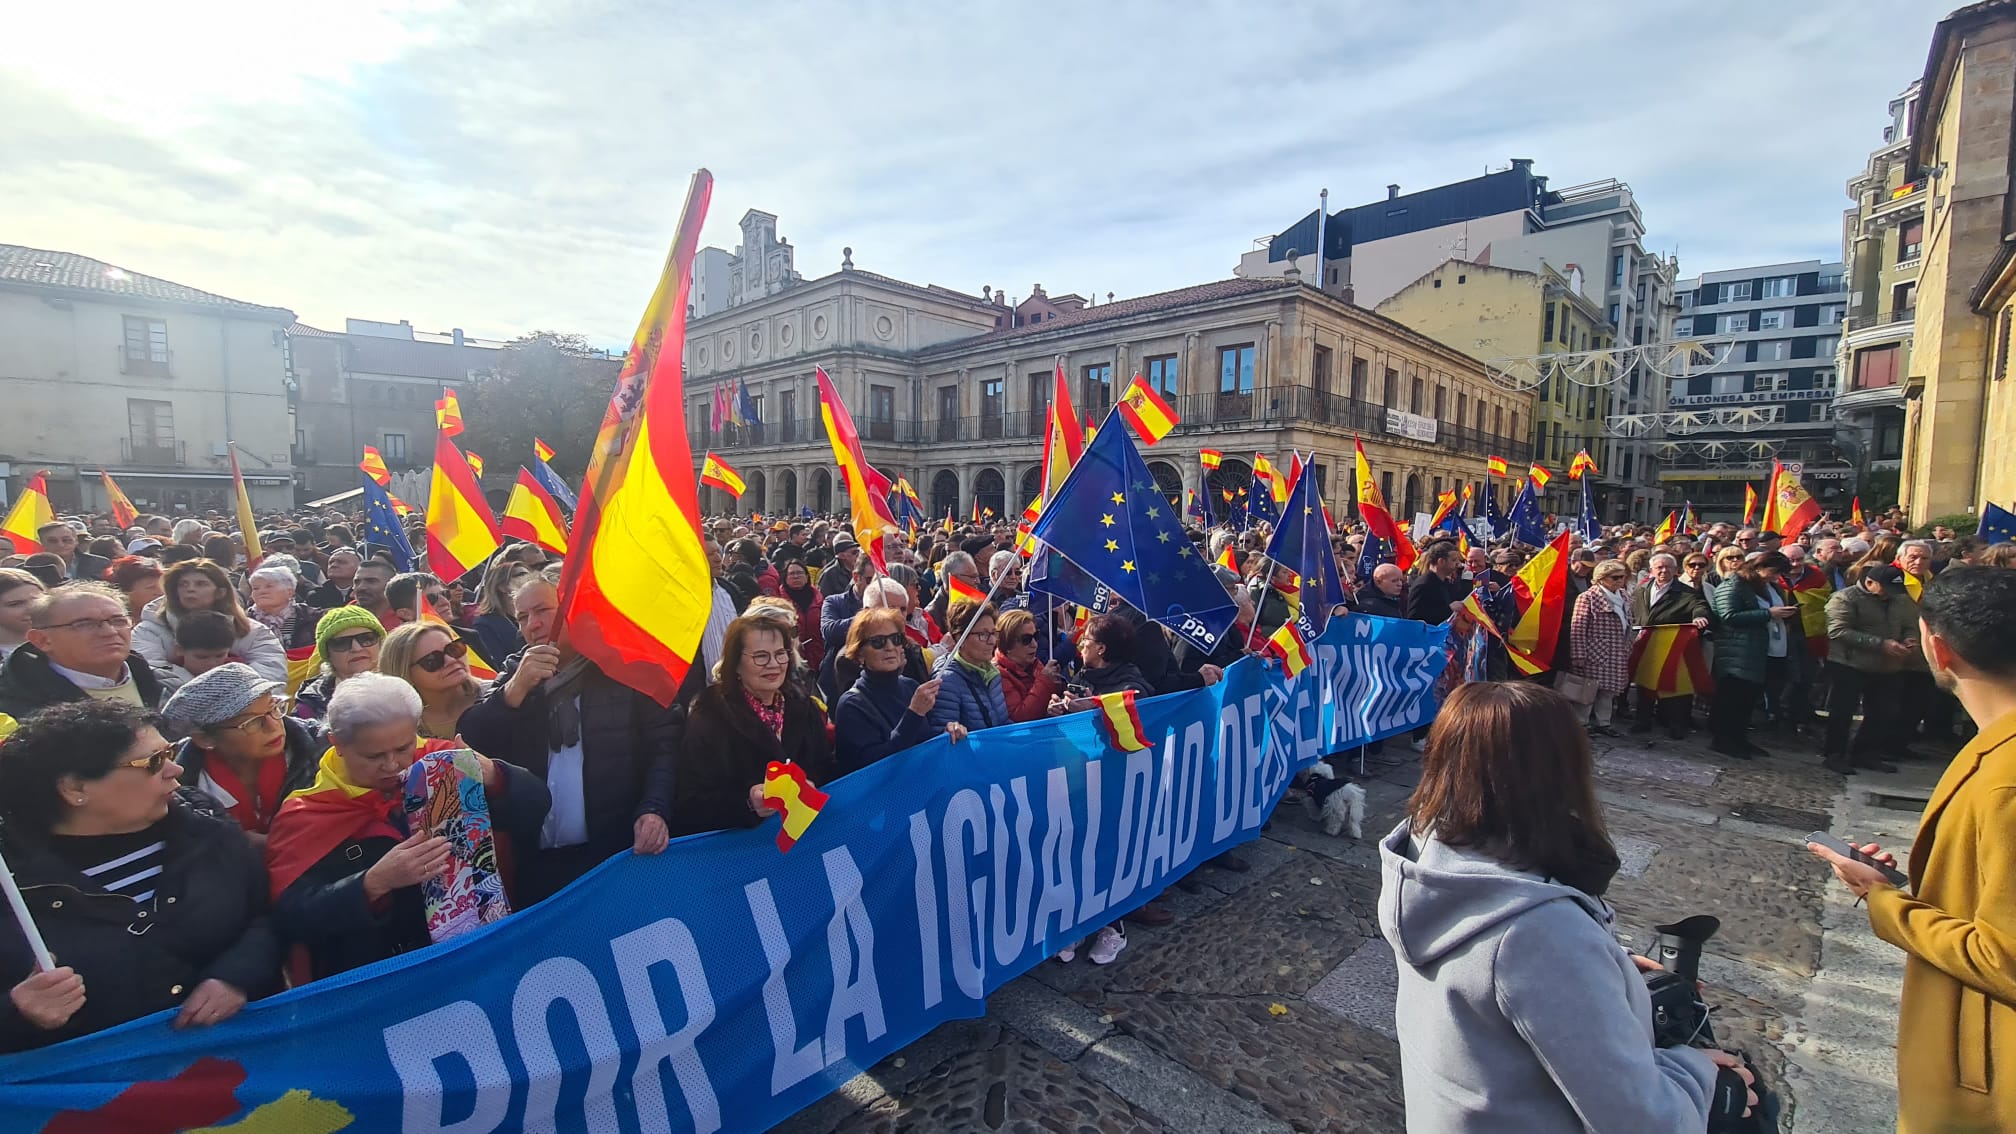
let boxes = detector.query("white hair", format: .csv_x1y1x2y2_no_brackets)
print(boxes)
988,550,1021,582
1899,539,1934,556
1650,552,1679,569
170,518,206,544
862,578,908,610
939,551,976,582
247,564,298,589
326,671,422,743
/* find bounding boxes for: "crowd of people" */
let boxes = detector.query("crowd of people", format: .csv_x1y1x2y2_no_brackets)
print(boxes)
1,497,2012,1132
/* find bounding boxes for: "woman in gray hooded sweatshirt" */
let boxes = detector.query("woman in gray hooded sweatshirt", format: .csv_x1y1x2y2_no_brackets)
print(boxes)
1377,681,1755,1132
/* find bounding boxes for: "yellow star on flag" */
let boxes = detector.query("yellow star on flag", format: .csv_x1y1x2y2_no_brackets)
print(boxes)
1121,560,1137,573
1110,492,1126,505
1105,538,1120,552
1101,513,1116,527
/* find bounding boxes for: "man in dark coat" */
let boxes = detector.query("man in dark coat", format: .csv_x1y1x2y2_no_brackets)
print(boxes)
1352,564,1409,619
0,584,162,719
1628,552,1712,738
1406,543,1472,625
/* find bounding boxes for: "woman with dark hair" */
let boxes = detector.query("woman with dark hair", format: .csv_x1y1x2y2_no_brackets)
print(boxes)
1378,682,1750,1131
201,533,237,569
0,700,280,1051
779,560,825,674
106,555,164,621
132,559,287,691
1708,551,1798,759
1051,613,1151,710
0,567,44,664
670,614,834,837
928,599,1010,733
833,607,964,773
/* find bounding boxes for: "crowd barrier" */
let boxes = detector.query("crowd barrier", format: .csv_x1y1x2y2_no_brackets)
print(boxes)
0,613,1449,1133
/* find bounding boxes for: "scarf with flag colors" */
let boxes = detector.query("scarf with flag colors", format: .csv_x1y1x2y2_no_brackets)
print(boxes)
501,468,570,555
1486,455,1508,477
265,747,408,900
1115,374,1178,444
1761,460,1821,539
533,437,556,464
1198,448,1223,470
99,469,139,529
1744,483,1760,526
1093,689,1151,751
550,169,714,706
761,762,827,852
360,447,391,486
1354,438,1418,570
1502,528,1571,675
434,389,464,437
425,436,500,581
1,470,54,553
1629,624,1713,699
228,442,263,568
699,451,746,497
817,365,900,570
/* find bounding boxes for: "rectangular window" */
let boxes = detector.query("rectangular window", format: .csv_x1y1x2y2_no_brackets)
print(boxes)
1761,277,1795,298
1384,367,1399,406
1813,368,1838,390
1712,374,1745,395
1819,273,1845,292
1457,392,1468,427
1611,254,1624,286
1609,303,1620,325
1723,281,1753,302
1673,317,1691,337
1757,309,1789,330
1853,343,1901,389
1309,347,1331,396
1083,363,1114,409
1350,357,1368,402
981,377,1003,438
936,385,958,441
1410,377,1424,414
1214,348,1252,394
1820,304,1844,325
1813,335,1839,358
1433,384,1446,420
1753,372,1788,392
1723,313,1750,334
1758,340,1791,362
870,384,896,441
127,398,174,447
1543,304,1556,343
1146,354,1180,399
121,315,169,375
1999,309,2013,380
1899,219,1924,262
381,432,407,461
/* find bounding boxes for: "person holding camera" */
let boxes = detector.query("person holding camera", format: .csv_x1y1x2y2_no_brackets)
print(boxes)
1379,681,1757,1131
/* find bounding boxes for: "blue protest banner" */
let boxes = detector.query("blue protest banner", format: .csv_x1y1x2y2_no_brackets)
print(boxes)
0,614,1447,1133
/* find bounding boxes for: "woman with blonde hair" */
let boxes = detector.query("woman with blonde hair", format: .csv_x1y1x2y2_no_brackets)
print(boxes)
132,558,286,691
1567,560,1635,736
1845,533,1902,585
377,620,488,741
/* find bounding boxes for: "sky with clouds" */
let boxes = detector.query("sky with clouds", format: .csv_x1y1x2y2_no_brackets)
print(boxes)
1,0,1957,345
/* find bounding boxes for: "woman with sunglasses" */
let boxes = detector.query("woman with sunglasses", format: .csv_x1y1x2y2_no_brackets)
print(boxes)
291,607,385,722
377,622,487,742
927,599,1011,735
670,614,835,837
1680,554,1711,594
0,700,280,1052
163,663,324,843
993,608,1062,723
833,608,968,774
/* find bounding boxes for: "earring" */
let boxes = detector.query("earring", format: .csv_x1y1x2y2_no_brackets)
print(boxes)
71,795,85,806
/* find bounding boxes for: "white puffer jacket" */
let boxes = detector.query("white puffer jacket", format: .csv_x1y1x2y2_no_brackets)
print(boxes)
131,595,289,693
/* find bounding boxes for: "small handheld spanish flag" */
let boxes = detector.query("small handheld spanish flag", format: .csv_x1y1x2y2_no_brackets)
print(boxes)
360,446,392,486
533,437,557,464
946,572,986,605
1199,448,1223,470
1095,689,1152,752
465,450,485,480
762,761,828,852
1486,455,1508,477
1568,450,1598,479
1527,463,1552,490
1116,374,1179,444
1266,619,1314,677
1216,543,1239,573
435,388,464,437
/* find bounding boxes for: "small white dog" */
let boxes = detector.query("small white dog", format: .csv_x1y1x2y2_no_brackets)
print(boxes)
1301,763,1366,839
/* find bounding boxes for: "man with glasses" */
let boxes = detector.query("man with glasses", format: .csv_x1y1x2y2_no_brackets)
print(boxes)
0,583,162,718
162,663,323,841
36,521,110,581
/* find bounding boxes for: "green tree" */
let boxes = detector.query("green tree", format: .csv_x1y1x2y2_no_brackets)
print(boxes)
460,332,622,490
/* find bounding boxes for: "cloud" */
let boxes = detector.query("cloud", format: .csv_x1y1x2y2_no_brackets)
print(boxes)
0,0,1957,343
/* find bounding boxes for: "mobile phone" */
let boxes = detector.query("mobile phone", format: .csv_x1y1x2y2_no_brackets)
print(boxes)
1064,683,1090,700
1805,831,1909,888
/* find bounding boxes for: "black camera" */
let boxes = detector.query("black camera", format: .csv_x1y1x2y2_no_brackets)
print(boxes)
1642,915,1781,1134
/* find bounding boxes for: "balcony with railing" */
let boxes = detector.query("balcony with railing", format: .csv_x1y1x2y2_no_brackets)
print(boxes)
121,437,186,466
115,346,174,378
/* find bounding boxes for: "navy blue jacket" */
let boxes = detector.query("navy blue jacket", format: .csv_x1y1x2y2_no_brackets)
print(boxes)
833,670,933,774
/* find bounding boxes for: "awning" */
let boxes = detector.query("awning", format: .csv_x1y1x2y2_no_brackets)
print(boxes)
307,487,365,508
110,470,293,485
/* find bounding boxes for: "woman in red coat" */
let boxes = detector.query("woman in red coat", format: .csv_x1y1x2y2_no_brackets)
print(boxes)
780,561,825,673
994,609,1062,722
1568,560,1635,736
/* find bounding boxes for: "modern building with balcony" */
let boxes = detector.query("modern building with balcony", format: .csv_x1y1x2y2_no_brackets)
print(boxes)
1663,262,1850,518
1836,80,1924,507
686,215,1534,525
0,244,296,515
1236,161,1676,519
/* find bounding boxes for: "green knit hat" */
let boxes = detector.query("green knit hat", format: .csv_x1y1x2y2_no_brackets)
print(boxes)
314,605,386,655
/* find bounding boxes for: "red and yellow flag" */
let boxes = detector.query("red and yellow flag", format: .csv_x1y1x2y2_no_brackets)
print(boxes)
1428,489,1459,530
425,435,501,581
464,450,485,480
1653,510,1678,544
360,446,391,486
1744,483,1760,526
1216,543,1239,574
1850,496,1865,526
533,437,557,464
1354,439,1418,570
1116,374,1179,445
1094,689,1152,752
1629,624,1713,699
552,169,714,706
1040,363,1085,503
1199,448,1223,470
1567,450,1598,480
228,442,262,568
435,388,464,437
1,471,54,554
1486,455,1509,477
1284,451,1306,498
1762,460,1821,539
946,573,986,605
1266,620,1313,677
699,452,746,497
501,467,569,555
1527,462,1552,490
99,469,138,529
762,761,829,852
817,368,898,568
1504,529,1572,675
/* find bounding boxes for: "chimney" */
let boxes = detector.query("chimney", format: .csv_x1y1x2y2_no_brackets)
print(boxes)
1510,157,1533,171
1386,184,1400,201
451,327,464,347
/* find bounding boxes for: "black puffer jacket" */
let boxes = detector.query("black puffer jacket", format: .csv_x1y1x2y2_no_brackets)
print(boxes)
0,798,281,1052
174,716,327,833
669,683,834,838
0,645,164,719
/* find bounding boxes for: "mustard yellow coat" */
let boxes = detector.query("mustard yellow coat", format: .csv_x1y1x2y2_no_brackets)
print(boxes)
1868,709,2016,1134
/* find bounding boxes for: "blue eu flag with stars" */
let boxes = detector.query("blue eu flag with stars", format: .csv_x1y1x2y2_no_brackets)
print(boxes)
1262,457,1346,638
1027,408,1238,652
1982,501,2016,546
532,458,577,513
363,478,414,571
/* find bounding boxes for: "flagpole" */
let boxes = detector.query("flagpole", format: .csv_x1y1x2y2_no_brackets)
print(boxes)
0,846,54,971
945,566,1012,661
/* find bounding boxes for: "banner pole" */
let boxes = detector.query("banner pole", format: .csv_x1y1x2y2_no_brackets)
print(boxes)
0,846,54,971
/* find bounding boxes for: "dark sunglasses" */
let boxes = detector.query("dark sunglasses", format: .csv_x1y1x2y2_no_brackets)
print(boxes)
1005,634,1036,648
861,632,905,651
327,631,380,653
120,744,176,775
413,638,469,672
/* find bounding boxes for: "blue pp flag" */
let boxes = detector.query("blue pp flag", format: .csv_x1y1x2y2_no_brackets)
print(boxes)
363,478,414,571
531,458,577,513
1027,407,1237,651
1263,457,1346,637
1982,500,2016,546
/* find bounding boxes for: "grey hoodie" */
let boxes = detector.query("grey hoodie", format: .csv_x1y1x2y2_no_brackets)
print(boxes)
1378,821,1719,1133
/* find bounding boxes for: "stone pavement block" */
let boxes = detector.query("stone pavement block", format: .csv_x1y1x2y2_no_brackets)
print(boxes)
1598,744,1721,787
826,1035,1171,1134
1197,833,1293,895
1614,833,1659,878
989,974,1114,1060
768,1019,1003,1134
1305,936,1399,1039
1077,1034,1293,1134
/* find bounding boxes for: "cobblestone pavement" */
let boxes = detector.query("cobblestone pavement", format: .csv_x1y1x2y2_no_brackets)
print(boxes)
773,717,1929,1134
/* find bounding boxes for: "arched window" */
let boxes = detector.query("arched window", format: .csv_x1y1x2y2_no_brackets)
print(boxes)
930,470,960,520
974,468,1006,520
811,468,834,515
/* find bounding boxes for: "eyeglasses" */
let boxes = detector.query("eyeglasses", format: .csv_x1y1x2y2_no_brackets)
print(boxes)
745,649,793,668
412,638,469,672
861,632,905,651
967,630,999,642
120,744,176,775
43,614,133,634
221,703,286,734
425,592,449,609
327,631,380,653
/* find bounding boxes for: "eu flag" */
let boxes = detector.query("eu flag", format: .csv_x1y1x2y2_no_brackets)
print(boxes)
1576,476,1601,542
1263,459,1346,638
1507,480,1545,545
1982,500,2016,546
532,458,577,513
363,478,415,571
1483,482,1508,539
1027,408,1237,652
1246,466,1281,530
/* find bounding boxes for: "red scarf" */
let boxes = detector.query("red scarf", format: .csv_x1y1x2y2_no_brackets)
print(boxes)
202,755,289,835
264,739,458,899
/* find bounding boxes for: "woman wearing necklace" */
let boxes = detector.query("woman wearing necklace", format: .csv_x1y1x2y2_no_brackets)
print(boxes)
377,622,488,741
671,614,835,837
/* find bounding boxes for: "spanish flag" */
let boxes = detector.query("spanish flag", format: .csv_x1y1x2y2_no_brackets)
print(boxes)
1850,496,1865,526
435,388,464,437
229,442,263,568
1041,363,1085,503
1266,619,1313,676
1653,510,1678,544
946,573,985,605
762,761,828,852
99,469,138,529
464,450,485,480
1095,689,1152,752
1629,624,1713,699
1503,528,1571,675
1567,450,1598,479
501,467,569,555
1744,483,1760,526
1116,374,1178,445
1216,544,1239,573
819,365,900,569
1199,448,1223,470
1527,462,1552,491
1428,489,1459,530
1284,451,1305,498
2,471,54,553
699,451,746,497
425,436,501,581
533,437,557,464
360,446,392,486
1761,459,1821,539
552,169,714,706
1354,439,1418,570
1486,455,1509,477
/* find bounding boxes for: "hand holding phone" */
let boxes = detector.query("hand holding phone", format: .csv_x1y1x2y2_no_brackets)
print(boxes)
1805,831,1908,888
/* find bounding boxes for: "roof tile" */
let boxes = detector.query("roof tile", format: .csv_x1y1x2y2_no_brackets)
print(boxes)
0,244,292,318
917,277,1295,356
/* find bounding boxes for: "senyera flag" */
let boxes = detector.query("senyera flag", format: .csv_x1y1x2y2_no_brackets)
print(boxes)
1115,373,1178,445
425,435,501,581
99,469,138,529
553,169,714,706
818,365,899,569
228,442,263,568
700,451,746,497
1,470,54,553
501,467,569,555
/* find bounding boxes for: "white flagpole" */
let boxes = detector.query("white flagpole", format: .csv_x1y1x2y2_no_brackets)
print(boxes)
946,564,1011,660
0,847,54,971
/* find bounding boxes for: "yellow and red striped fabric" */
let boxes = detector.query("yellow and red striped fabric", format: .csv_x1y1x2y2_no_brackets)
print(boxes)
425,436,501,580
1266,620,1313,676
1095,689,1151,752
1628,624,1713,699
1116,374,1179,445
818,366,899,569
501,468,569,555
